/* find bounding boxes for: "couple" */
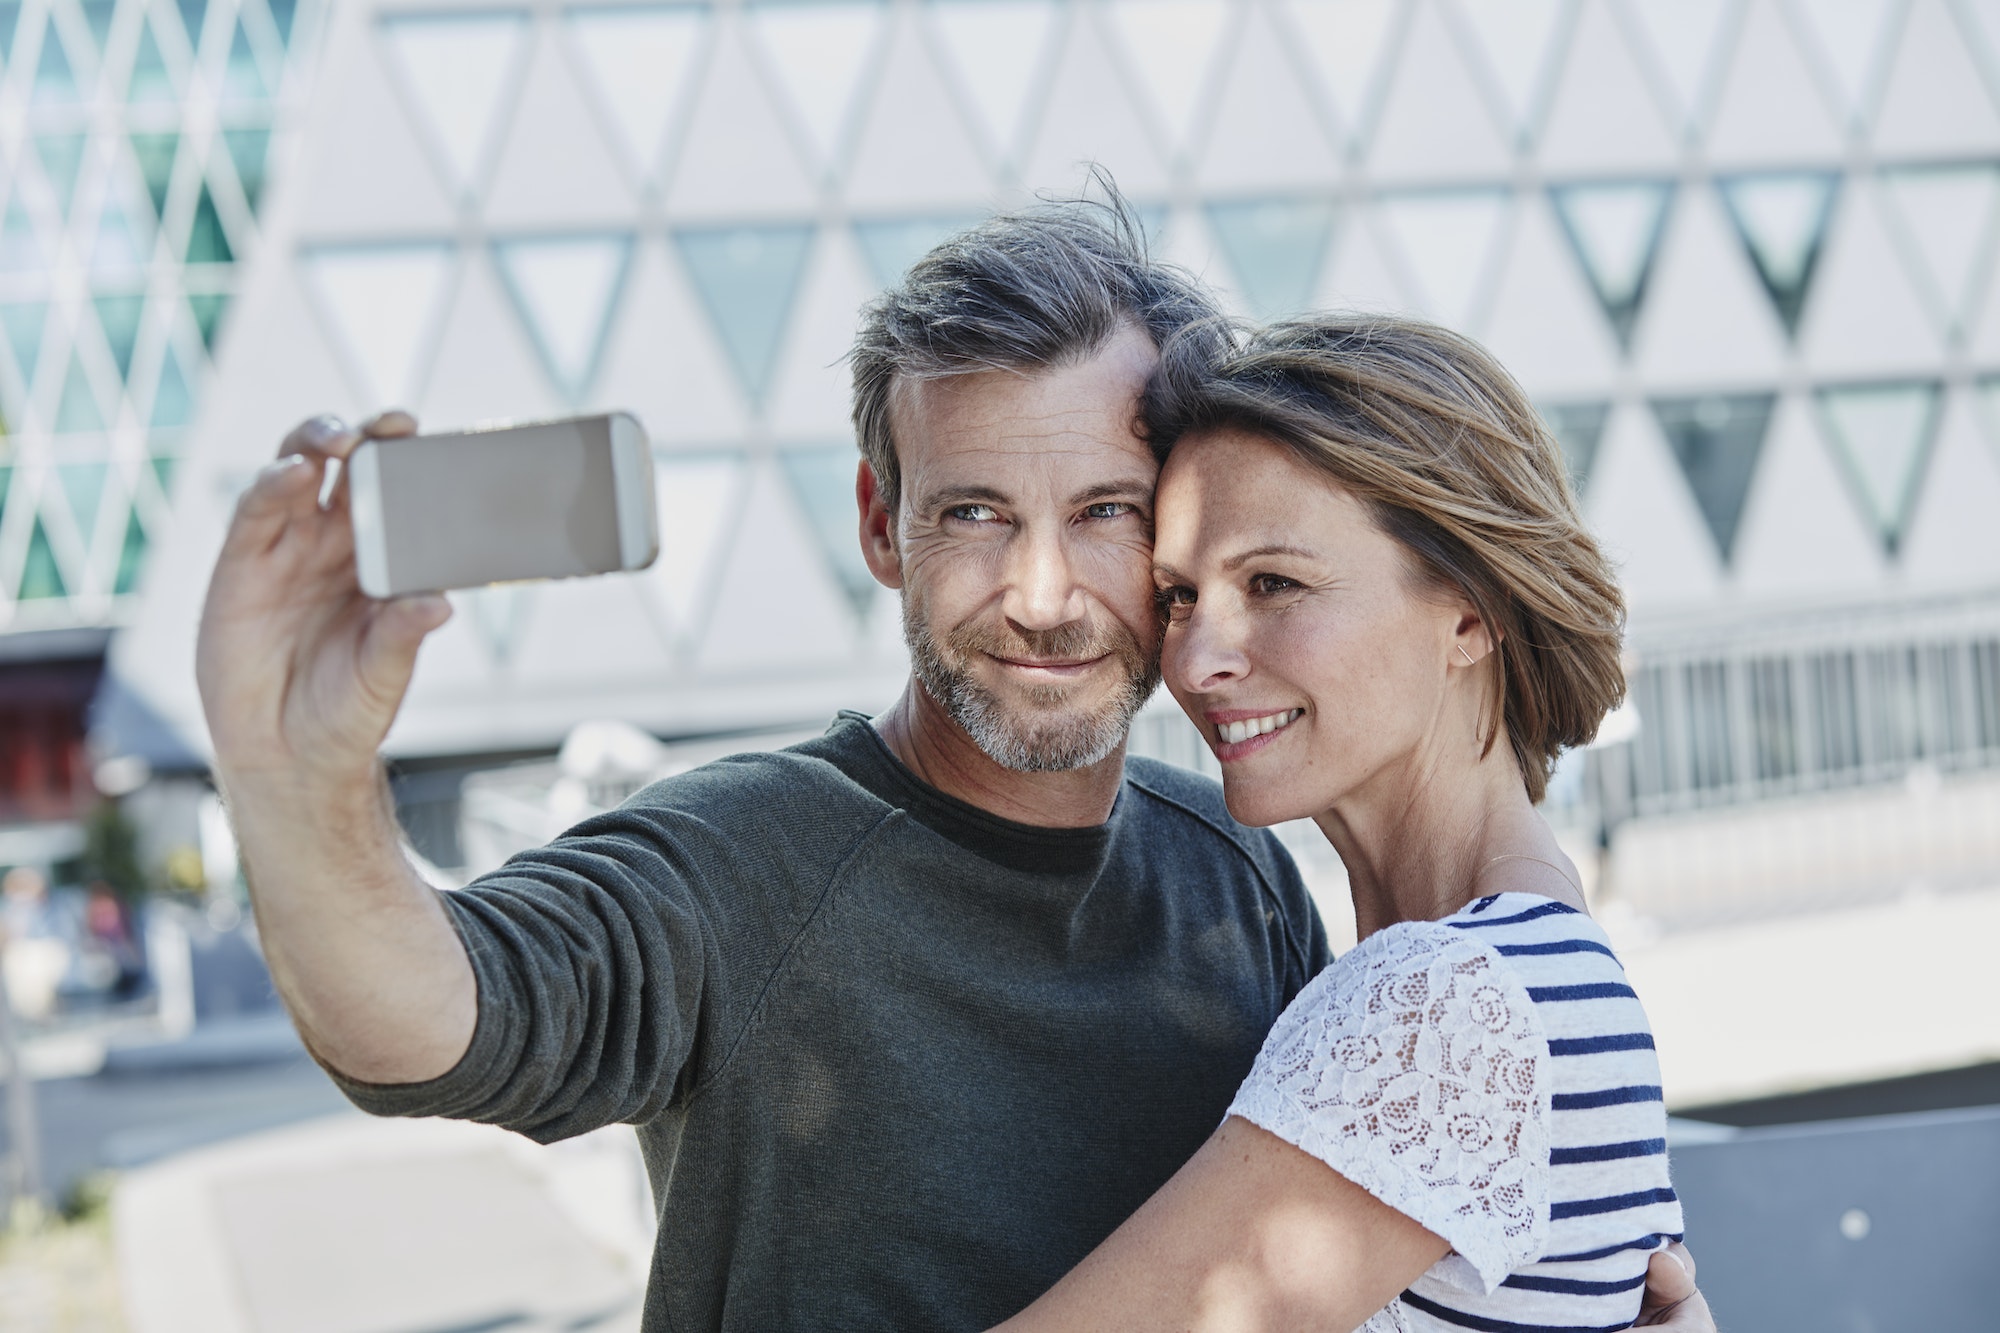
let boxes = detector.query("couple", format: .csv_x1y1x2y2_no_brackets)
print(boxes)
197,197,1712,1331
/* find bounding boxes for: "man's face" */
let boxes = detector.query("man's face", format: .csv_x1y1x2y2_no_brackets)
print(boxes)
879,326,1163,772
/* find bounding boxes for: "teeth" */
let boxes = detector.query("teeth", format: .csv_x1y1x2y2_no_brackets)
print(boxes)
1219,709,1302,745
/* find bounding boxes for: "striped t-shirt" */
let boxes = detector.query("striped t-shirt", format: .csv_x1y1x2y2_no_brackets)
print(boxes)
1227,892,1683,1331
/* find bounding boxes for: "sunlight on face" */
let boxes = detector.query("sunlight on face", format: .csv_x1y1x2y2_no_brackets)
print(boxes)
890,327,1164,772
1152,429,1466,826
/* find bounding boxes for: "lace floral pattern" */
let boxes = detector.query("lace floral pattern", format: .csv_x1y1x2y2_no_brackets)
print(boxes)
1227,922,1551,1292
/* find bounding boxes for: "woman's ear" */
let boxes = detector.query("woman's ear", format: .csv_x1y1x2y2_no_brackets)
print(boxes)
1450,606,1498,666
857,459,903,590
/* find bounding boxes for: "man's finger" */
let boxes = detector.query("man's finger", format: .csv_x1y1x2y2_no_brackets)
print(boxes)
360,409,418,439
279,414,354,461
222,454,322,557
355,593,453,708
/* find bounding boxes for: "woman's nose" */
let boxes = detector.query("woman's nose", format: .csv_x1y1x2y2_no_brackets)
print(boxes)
1166,601,1251,693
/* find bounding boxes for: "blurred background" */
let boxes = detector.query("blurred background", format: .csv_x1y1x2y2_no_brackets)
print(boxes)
2,0,1999,1326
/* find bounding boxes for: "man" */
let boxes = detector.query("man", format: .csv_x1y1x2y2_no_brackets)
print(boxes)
198,200,1711,1329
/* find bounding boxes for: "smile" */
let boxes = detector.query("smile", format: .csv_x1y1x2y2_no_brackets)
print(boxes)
1214,709,1303,745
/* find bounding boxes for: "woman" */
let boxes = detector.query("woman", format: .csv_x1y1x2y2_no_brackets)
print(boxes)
993,315,1684,1331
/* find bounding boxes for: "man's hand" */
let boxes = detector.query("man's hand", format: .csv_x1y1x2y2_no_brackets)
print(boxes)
1638,1244,1715,1330
197,411,476,1085
198,411,450,785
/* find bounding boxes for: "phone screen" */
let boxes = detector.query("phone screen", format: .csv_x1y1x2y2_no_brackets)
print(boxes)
370,417,621,592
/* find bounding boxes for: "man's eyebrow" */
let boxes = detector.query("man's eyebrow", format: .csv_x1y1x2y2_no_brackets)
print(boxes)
1070,478,1156,506
916,484,1011,510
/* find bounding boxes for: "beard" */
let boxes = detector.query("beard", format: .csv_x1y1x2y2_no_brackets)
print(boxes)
902,590,1160,773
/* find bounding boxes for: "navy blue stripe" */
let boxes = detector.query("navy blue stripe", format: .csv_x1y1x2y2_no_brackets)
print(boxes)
1498,939,1617,959
1550,1033,1655,1056
1544,1232,1685,1264
1450,899,1579,929
1399,1290,1636,1333
1504,1271,1648,1296
1529,982,1637,1002
1553,1085,1662,1110
1551,1187,1680,1220
1469,894,1503,913
1550,1138,1667,1165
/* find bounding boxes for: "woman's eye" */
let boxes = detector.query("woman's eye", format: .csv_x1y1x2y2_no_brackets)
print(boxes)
1249,573,1301,596
1154,586,1196,621
947,504,1000,523
1083,502,1133,520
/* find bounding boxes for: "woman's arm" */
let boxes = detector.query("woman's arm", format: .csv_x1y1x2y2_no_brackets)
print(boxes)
992,1117,1450,1333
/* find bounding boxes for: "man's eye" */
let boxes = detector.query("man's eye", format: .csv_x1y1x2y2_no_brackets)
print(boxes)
1083,502,1133,520
947,504,1000,523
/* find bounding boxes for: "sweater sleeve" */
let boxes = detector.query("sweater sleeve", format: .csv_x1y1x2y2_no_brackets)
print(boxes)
326,757,873,1143
1225,923,1553,1293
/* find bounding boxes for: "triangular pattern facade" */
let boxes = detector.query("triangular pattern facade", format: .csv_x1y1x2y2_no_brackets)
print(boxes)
68,0,2000,761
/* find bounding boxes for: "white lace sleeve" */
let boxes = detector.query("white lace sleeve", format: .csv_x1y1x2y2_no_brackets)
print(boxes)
1226,922,1552,1293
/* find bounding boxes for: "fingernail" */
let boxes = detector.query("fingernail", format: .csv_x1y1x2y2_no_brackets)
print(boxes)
310,414,348,440
264,454,310,476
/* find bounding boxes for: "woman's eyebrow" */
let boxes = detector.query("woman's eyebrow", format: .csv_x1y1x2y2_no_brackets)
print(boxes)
1222,543,1322,569
1152,560,1188,583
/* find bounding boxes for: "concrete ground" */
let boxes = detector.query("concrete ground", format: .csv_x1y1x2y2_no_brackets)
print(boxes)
114,1114,654,1333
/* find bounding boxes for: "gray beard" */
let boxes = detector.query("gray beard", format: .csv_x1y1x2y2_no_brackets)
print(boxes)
901,592,1159,774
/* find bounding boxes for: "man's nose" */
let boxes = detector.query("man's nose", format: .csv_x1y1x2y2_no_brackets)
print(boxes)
1001,526,1087,631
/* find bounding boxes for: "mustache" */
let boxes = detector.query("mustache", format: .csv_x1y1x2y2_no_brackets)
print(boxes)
942,617,1133,664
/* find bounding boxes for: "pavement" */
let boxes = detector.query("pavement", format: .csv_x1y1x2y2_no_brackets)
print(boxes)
114,1114,653,1333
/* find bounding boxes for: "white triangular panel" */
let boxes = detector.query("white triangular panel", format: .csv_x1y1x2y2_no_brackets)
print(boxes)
1105,0,1232,155
768,228,877,437
1619,0,1735,134
1480,192,1621,398
1899,388,2000,586
1630,185,1786,386
1970,238,2000,362
843,11,994,209
1376,188,1509,330
698,459,855,669
379,12,530,200
482,38,638,228
292,40,456,233
1704,0,1844,164
1584,400,1725,609
663,21,819,217
1729,393,1886,596
747,0,888,170
1366,0,1513,182
565,6,708,182
418,254,563,430
1018,12,1171,195
1155,202,1226,295
594,240,749,446
1786,0,1901,127
300,244,456,409
1281,0,1402,141
1798,181,1943,376
503,574,676,689
1879,165,2000,338
493,236,631,402
927,0,1061,163
1870,0,2000,157
462,584,539,668
1816,381,1941,547
1315,205,1414,313
1450,0,1571,142
1194,3,1342,189
1536,0,1679,173
649,452,749,639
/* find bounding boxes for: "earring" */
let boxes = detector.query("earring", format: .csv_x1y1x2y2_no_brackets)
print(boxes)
1457,644,1476,666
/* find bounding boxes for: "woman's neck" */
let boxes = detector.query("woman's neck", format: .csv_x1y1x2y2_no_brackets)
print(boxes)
1313,740,1583,940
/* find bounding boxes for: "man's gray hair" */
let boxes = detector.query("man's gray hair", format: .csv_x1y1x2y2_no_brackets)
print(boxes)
850,185,1227,511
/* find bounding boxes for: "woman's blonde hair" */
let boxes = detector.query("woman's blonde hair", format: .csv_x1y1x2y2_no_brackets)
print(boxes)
1142,314,1626,802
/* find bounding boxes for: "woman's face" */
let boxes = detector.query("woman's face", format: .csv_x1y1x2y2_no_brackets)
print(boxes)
1152,429,1478,828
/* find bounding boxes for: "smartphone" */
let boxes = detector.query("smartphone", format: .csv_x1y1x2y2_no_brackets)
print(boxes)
347,412,658,598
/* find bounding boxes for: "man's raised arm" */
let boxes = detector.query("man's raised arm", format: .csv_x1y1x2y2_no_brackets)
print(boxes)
196,411,469,1085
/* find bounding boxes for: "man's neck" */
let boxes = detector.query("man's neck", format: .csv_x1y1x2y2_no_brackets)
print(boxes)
872,682,1126,829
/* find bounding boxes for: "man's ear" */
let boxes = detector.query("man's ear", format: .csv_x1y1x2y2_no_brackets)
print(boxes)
857,459,903,590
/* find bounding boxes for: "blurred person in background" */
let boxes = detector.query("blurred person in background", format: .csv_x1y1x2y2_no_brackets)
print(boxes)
1,866,68,1023
994,316,1686,1331
194,197,1709,1331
